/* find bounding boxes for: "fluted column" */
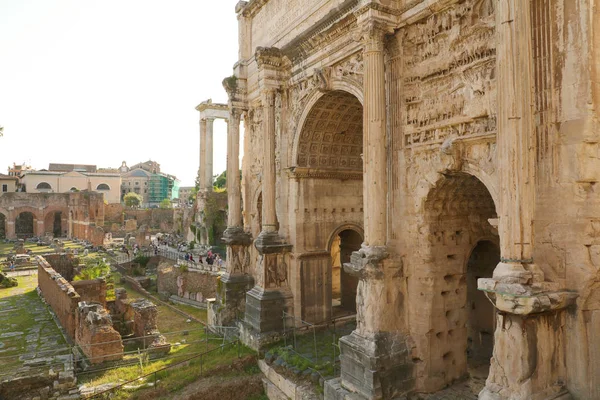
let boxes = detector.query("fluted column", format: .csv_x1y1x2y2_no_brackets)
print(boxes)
494,0,539,284
199,118,207,191
362,22,388,247
205,117,215,191
226,109,242,229
260,88,277,234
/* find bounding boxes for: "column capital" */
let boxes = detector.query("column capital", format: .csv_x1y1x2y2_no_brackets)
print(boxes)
260,87,277,107
355,19,394,52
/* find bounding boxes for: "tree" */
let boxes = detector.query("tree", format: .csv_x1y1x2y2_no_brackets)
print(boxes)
159,198,172,209
213,170,226,189
124,192,142,208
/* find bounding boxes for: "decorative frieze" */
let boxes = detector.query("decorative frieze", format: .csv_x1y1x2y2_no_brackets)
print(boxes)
402,2,497,148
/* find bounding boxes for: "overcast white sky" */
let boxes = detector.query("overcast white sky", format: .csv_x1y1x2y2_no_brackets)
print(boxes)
0,0,239,186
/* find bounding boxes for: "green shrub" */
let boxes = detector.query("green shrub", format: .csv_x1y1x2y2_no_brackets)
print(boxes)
133,255,150,268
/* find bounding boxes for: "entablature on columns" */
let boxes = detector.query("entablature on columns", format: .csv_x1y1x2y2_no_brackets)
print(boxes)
195,99,230,121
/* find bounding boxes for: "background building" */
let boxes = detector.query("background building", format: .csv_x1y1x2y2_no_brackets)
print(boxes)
0,174,18,195
119,160,180,207
20,170,121,204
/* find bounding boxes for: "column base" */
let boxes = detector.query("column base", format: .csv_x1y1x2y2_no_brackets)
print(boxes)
222,226,252,246
240,286,293,350
208,273,254,328
325,331,414,400
254,230,292,254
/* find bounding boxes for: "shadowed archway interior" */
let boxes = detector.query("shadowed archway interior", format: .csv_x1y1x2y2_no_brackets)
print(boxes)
420,172,499,391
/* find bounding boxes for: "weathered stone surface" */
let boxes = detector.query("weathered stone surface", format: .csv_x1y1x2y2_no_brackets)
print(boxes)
75,302,123,364
198,0,600,398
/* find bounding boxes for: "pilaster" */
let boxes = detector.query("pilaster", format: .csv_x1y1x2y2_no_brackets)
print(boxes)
478,1,576,398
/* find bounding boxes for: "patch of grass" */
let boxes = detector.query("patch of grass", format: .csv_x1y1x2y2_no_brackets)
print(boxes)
0,275,68,375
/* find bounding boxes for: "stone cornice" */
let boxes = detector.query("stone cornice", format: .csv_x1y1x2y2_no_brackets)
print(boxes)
240,0,269,18
280,0,359,62
289,167,363,181
195,99,228,113
255,47,284,69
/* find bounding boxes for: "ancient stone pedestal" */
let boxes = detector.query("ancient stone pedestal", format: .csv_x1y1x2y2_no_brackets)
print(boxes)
209,227,254,327
478,276,578,400
326,246,414,400
240,232,293,350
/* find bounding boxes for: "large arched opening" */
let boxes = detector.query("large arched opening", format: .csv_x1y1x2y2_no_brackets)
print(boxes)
294,90,364,324
419,172,499,392
16,212,36,239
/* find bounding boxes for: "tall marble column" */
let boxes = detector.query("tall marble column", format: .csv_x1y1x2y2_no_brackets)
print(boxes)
226,109,243,230
199,118,208,191
205,117,215,191
214,105,254,328
327,20,414,400
478,1,576,399
242,47,292,350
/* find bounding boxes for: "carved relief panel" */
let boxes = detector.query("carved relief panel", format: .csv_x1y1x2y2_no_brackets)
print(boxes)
402,0,496,148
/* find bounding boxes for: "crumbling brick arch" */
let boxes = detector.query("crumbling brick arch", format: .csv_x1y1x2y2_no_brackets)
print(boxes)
409,171,499,392
14,207,41,238
43,206,69,237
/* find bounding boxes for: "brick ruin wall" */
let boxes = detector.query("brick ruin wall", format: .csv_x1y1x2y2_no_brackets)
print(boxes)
72,278,107,307
43,253,80,282
157,264,217,304
37,256,123,364
76,303,123,364
37,258,80,340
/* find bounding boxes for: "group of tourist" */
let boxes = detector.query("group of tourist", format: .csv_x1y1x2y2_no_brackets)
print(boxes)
181,249,223,267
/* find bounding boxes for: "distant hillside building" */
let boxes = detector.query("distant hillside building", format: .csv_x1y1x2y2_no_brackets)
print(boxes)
120,161,179,207
20,170,121,204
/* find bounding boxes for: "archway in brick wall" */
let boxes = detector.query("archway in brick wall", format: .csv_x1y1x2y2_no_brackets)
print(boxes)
295,90,364,323
44,211,63,238
330,228,362,315
16,212,35,239
0,213,5,239
421,172,498,391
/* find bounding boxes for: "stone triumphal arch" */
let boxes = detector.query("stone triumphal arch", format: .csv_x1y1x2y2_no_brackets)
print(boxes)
201,0,600,399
